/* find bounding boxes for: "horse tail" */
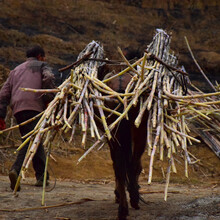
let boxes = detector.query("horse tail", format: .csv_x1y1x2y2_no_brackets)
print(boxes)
118,117,132,187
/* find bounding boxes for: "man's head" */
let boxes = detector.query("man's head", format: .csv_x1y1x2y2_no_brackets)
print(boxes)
26,46,45,61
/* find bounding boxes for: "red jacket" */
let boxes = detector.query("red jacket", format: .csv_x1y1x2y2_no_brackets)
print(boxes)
0,57,55,118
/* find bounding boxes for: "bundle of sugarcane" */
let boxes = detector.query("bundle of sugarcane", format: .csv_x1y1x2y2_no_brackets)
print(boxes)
134,30,220,199
126,29,197,199
100,29,220,200
185,88,220,159
11,40,136,199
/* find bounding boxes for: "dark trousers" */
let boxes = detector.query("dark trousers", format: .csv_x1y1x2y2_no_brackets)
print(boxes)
11,110,49,181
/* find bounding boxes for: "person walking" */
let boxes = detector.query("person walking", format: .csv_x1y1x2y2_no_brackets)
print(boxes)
0,45,56,191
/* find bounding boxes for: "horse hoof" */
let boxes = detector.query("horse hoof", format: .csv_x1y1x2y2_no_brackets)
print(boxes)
114,190,120,203
118,205,128,220
117,215,128,220
117,217,127,220
115,197,120,204
130,201,140,210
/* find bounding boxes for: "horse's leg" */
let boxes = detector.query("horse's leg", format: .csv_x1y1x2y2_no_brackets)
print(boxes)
109,142,129,220
109,146,120,204
114,179,120,203
109,119,131,220
128,118,147,210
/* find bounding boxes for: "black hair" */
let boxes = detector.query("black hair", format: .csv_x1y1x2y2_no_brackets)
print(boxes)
26,46,45,58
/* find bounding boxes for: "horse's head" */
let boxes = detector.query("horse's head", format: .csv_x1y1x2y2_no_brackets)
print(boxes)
103,71,133,93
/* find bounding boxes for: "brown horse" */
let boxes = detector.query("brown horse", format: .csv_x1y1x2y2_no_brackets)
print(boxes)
97,67,148,220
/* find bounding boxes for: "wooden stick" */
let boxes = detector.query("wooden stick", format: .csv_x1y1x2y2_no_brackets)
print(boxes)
145,52,188,76
184,36,216,91
58,51,93,72
0,199,94,212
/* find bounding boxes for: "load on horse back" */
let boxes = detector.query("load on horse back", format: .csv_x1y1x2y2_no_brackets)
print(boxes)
97,53,148,219
13,30,190,220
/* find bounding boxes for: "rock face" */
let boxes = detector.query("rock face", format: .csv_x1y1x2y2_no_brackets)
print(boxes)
0,0,219,90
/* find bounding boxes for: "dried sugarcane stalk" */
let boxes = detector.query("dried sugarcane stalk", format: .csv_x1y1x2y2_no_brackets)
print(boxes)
117,47,140,77
102,57,144,83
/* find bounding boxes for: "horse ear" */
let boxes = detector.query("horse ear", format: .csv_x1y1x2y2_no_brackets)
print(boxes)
123,47,141,61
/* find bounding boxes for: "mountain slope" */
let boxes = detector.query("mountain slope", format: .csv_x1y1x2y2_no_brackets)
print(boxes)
0,0,219,89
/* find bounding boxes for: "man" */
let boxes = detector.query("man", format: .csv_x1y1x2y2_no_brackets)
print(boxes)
0,46,55,191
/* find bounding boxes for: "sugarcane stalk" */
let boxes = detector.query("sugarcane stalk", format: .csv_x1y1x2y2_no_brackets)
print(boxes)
77,135,106,164
81,108,88,147
89,94,119,103
41,143,50,206
69,123,76,143
80,106,85,132
164,90,220,100
164,123,200,143
43,130,52,147
64,80,89,130
159,122,165,161
108,98,135,130
148,120,162,184
147,110,153,155
14,136,31,153
188,106,211,120
13,174,22,195
86,73,124,104
152,101,158,128
140,53,148,81
21,88,60,93
163,130,171,149
147,67,159,110
70,82,82,90
56,107,64,120
94,90,111,140
70,69,74,83
0,112,44,134
89,101,95,138
84,99,101,140
170,123,180,147
22,119,47,172
164,159,171,201
93,104,121,116
132,71,154,106
134,96,150,128
102,57,144,83
117,47,140,77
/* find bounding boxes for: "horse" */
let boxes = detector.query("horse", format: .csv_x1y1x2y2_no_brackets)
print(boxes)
97,64,148,220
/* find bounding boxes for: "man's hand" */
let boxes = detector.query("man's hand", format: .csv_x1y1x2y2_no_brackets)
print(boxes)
0,118,6,130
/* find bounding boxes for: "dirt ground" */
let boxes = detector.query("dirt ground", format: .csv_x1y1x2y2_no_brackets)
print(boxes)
0,176,219,220
0,141,220,220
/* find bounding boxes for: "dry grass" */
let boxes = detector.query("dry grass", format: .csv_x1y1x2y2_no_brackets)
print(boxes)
0,0,219,80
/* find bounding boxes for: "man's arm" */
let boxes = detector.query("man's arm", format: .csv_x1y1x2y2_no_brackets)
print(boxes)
41,63,56,104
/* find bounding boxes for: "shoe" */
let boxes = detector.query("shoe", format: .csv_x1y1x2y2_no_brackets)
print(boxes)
9,169,21,191
35,179,49,187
